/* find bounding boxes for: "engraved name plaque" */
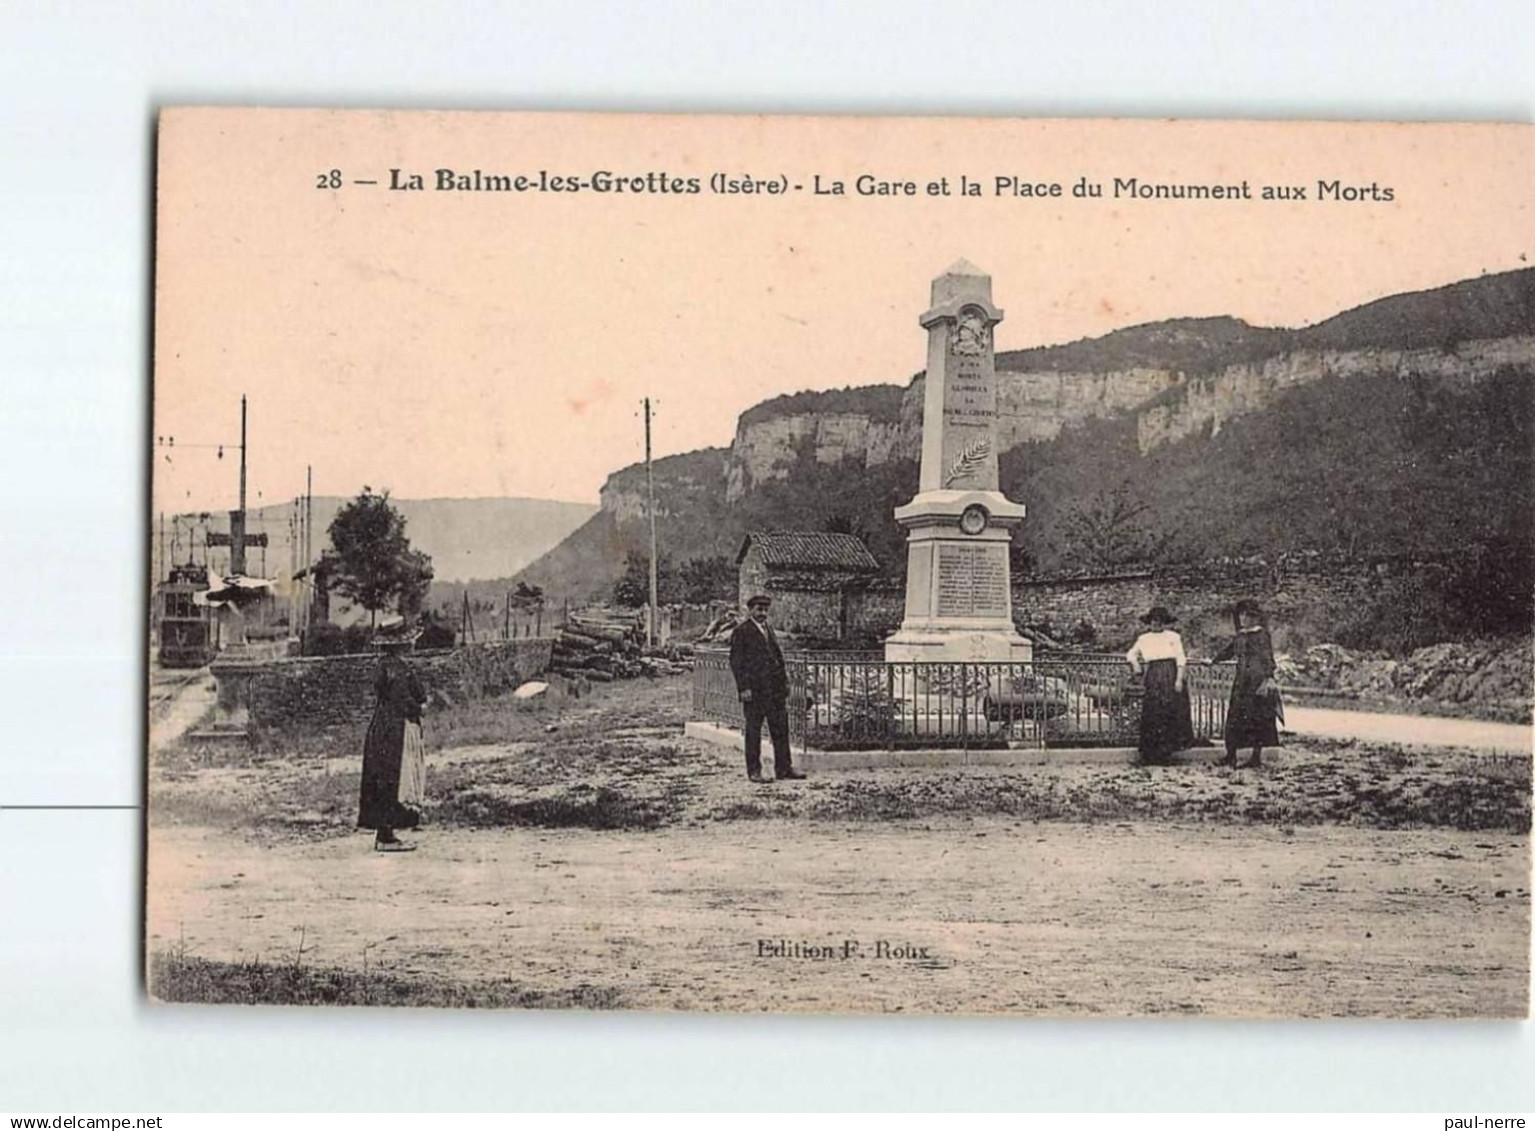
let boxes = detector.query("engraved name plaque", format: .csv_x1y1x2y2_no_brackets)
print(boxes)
934,542,1009,618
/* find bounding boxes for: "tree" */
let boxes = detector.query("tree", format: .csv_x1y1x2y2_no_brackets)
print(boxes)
509,581,546,610
1049,481,1177,570
612,552,677,607
822,513,866,541
327,487,435,627
678,555,736,604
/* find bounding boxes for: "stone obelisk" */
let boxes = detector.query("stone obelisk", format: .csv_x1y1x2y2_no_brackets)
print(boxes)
884,260,1032,663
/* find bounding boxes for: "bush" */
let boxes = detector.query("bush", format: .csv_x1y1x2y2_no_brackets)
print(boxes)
1335,543,1534,654
416,617,456,650
303,623,375,656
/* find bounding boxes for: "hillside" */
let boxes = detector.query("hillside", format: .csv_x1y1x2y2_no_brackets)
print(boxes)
1295,268,1535,353
512,449,735,602
738,385,907,428
997,316,1288,376
517,268,1535,623
991,269,1535,375
1004,364,1533,568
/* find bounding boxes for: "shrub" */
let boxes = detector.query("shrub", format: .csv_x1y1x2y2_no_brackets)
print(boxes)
303,623,375,656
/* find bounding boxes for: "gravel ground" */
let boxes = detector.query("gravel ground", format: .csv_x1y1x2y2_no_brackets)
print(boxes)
146,675,1531,1015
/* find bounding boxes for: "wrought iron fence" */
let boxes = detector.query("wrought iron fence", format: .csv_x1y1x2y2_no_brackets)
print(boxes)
693,647,1234,750
693,647,748,730
1185,659,1236,741
692,647,811,745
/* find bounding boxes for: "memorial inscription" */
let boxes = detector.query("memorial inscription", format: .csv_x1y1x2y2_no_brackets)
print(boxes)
935,543,1009,618
944,353,995,429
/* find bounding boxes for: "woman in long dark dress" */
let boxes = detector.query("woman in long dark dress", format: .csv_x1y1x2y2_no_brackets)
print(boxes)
358,644,428,851
1126,606,1196,765
1212,598,1281,768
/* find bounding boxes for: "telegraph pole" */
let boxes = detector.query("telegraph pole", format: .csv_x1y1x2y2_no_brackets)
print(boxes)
239,395,247,516
644,397,658,648
304,464,313,629
230,394,249,576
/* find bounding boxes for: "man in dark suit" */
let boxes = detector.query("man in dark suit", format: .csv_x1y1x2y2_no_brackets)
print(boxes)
729,594,805,783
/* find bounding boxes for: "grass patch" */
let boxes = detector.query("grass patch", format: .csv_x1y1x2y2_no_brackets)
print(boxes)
795,744,1531,832
150,760,361,837
149,951,623,1009
710,802,772,821
436,786,672,831
421,692,569,748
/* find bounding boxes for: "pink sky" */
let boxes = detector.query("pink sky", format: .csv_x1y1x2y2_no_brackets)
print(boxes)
154,110,1532,514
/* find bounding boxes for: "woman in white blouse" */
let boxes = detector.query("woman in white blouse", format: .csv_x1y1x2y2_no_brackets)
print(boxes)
1126,606,1196,765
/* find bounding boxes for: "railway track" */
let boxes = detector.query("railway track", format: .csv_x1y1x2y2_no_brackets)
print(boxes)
149,666,206,716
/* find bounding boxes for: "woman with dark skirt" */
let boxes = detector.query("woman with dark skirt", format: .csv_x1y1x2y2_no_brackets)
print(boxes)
358,640,429,851
1211,598,1281,769
1126,606,1196,765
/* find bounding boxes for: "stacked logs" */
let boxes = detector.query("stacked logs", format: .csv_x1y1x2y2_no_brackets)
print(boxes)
548,610,642,682
548,608,697,681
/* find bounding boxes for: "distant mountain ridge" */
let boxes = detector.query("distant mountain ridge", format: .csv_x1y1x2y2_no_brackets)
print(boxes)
513,267,1535,604
997,268,1535,374
159,495,597,585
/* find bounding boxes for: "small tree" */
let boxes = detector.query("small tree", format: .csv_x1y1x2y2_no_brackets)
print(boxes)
821,513,867,541
327,487,435,627
678,555,736,604
612,552,677,607
1050,482,1176,569
509,581,546,610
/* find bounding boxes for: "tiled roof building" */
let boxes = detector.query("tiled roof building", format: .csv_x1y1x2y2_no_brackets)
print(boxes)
736,531,883,641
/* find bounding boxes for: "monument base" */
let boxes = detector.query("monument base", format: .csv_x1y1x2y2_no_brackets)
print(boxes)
885,488,1032,664
884,625,1033,663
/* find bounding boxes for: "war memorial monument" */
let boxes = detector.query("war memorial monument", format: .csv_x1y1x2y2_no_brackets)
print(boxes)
884,260,1034,664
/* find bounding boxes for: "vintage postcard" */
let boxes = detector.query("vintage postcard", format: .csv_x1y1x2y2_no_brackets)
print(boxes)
148,108,1532,1016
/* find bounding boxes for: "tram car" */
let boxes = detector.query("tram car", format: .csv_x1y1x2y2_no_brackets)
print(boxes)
156,563,214,667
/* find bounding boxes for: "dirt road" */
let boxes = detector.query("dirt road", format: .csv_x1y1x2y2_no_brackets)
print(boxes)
1285,706,1532,755
147,817,1529,1017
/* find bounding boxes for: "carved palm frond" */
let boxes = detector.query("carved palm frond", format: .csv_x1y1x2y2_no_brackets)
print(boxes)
944,436,991,486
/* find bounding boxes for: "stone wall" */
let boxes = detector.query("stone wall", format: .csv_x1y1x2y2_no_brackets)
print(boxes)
216,638,553,733
845,587,905,641
1014,554,1448,652
762,589,846,639
827,554,1454,654
741,542,899,643
737,547,770,610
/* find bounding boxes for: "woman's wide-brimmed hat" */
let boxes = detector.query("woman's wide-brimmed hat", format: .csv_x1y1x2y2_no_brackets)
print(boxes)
1233,598,1264,619
1140,605,1177,626
374,631,419,652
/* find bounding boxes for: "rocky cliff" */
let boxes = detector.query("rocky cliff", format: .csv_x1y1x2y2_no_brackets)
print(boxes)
1137,335,1535,451
724,410,908,501
520,267,1535,603
599,447,731,529
719,271,1535,496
